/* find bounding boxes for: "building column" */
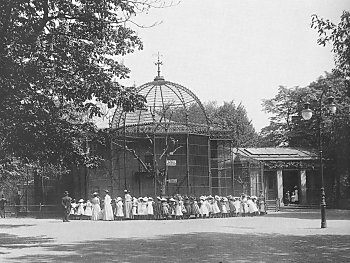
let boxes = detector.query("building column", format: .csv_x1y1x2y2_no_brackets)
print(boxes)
300,169,307,204
277,169,284,205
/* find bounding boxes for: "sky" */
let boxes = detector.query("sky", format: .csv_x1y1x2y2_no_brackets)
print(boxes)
117,0,349,132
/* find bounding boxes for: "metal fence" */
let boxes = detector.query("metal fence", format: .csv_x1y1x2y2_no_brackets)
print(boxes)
3,204,61,218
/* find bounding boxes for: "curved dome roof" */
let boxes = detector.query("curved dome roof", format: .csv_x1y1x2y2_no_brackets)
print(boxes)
111,76,209,133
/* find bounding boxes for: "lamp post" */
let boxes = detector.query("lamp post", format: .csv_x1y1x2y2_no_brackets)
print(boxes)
301,87,336,229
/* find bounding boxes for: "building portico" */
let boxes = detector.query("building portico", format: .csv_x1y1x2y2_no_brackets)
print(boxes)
234,148,318,205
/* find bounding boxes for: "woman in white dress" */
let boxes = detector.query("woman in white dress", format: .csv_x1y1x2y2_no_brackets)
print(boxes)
240,194,248,217
103,190,114,221
91,192,101,221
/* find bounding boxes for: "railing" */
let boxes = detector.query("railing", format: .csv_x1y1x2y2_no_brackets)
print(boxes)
3,204,61,218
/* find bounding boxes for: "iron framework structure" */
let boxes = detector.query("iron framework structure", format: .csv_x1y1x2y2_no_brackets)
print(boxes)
108,76,233,197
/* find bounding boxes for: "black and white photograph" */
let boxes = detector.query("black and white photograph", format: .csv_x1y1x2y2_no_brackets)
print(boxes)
0,0,349,262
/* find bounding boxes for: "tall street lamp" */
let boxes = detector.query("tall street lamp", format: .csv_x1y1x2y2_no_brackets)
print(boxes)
301,87,336,229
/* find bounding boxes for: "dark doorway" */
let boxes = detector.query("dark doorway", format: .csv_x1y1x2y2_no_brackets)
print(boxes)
265,171,276,200
283,170,299,204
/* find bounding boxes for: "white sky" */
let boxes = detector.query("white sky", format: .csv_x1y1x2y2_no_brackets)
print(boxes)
119,0,349,132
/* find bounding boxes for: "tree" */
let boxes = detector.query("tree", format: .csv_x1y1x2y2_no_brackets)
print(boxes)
0,1,171,171
311,11,350,94
208,101,259,147
261,73,350,204
260,85,311,147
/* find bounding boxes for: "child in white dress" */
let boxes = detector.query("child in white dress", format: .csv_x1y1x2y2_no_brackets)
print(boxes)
147,197,154,219
115,197,124,220
141,197,148,219
137,197,143,219
221,197,228,218
233,197,241,217
175,198,183,220
70,199,77,219
132,197,138,219
199,197,209,218
213,196,221,218
84,199,93,219
76,199,85,219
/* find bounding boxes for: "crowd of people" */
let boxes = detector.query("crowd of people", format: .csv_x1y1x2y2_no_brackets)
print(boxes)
62,189,267,222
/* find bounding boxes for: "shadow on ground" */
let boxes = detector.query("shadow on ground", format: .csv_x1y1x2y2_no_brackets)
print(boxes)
4,232,350,263
0,224,34,229
267,209,350,220
0,233,53,254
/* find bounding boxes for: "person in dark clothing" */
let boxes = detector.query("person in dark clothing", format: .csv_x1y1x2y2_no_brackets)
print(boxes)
0,194,7,218
14,193,21,217
61,191,72,222
284,191,290,206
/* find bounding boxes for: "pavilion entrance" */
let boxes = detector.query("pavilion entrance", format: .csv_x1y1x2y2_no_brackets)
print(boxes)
282,170,299,202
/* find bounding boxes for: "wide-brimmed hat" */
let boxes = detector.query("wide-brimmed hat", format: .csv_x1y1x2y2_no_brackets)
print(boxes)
148,197,153,201
223,197,228,201
78,199,84,203
169,198,175,202
92,192,98,196
124,189,128,193
161,197,167,202
117,197,122,201
104,189,109,193
64,191,69,195
143,197,148,202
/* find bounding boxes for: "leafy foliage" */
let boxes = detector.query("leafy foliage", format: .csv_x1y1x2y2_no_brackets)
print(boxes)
206,101,259,147
311,11,350,94
261,73,350,200
0,1,169,181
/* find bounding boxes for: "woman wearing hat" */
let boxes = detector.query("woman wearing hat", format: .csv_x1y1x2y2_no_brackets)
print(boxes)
102,190,114,221
91,192,101,221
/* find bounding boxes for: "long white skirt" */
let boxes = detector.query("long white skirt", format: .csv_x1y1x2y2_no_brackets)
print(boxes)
103,203,114,221
91,204,101,220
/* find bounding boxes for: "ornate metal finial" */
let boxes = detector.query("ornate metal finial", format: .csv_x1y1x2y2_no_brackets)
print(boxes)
154,52,164,81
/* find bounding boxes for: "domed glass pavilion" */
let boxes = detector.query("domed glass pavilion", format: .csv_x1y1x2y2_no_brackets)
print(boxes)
103,69,234,197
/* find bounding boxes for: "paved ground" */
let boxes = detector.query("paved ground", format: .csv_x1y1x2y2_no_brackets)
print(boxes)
0,209,349,262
